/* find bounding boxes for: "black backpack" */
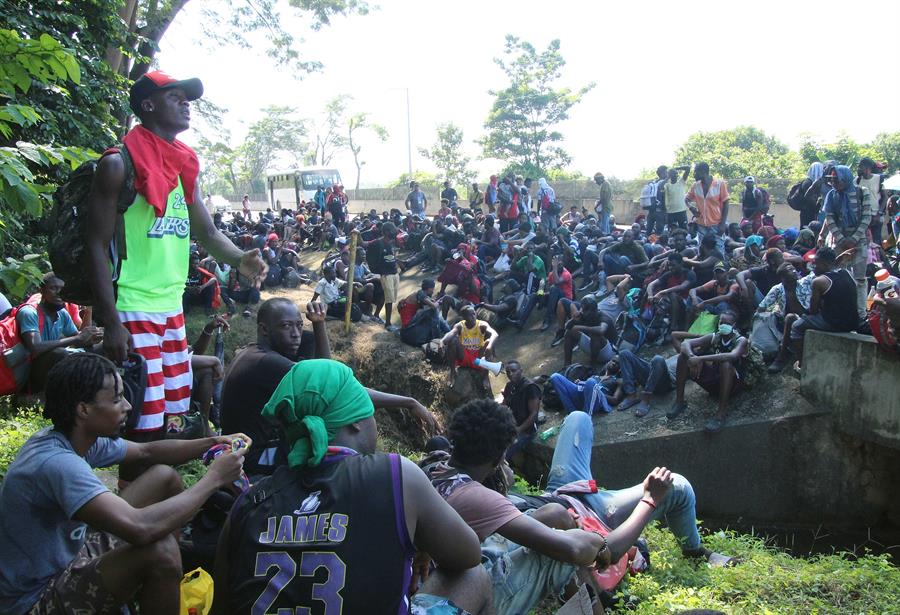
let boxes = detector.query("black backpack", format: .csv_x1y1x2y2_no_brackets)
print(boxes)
787,180,811,212
48,145,135,305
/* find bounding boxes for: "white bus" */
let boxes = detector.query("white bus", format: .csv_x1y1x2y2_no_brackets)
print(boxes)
266,167,343,209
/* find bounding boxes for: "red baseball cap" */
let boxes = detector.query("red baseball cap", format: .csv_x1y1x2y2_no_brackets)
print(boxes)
129,70,203,115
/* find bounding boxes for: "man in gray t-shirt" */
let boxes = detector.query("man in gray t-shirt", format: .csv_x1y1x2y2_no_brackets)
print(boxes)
0,428,127,613
0,353,250,615
405,182,428,216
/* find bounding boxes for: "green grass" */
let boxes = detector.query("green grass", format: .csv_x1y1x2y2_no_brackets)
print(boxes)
611,523,899,614
183,310,259,364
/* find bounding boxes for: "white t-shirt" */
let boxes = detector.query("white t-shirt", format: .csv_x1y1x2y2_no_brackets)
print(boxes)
314,278,345,304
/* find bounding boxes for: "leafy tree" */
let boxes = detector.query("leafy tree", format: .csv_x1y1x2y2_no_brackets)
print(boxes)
797,132,879,169
419,123,473,187
673,126,804,179
113,0,370,84
480,36,594,177
1,0,130,147
388,170,440,190
305,96,348,166
868,132,900,174
0,29,94,298
238,106,307,192
346,112,387,190
197,137,241,195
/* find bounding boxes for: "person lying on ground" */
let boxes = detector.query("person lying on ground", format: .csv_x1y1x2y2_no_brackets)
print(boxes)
549,365,617,416
213,360,493,615
437,304,498,392
667,311,749,433
220,297,437,477
426,400,736,615
0,353,251,615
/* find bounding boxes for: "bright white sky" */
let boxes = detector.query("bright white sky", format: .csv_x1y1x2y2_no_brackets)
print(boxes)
159,0,900,187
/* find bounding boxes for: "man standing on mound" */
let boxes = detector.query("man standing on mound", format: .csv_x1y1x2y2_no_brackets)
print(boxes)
85,71,265,442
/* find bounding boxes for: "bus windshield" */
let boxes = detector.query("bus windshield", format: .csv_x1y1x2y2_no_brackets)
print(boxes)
300,171,341,190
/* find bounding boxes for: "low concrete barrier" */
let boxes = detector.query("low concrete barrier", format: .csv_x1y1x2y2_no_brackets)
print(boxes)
801,330,900,451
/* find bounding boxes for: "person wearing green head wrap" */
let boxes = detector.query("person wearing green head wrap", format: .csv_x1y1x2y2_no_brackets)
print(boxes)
262,359,375,468
215,359,495,615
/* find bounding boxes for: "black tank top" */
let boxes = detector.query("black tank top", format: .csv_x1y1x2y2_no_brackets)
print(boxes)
822,270,858,331
226,451,415,615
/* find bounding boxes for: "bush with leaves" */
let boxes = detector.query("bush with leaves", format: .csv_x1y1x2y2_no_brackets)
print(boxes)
0,406,48,478
0,29,94,299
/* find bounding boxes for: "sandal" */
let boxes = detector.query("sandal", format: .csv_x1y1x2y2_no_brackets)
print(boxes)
617,397,641,412
666,401,687,419
704,416,724,433
634,402,651,418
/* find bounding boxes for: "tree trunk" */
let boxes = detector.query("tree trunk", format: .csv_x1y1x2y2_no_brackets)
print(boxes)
128,0,191,82
105,0,140,75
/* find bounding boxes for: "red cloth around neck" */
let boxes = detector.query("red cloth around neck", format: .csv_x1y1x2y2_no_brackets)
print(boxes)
121,124,199,217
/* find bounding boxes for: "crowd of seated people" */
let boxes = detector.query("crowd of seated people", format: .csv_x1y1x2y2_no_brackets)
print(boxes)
1,153,897,615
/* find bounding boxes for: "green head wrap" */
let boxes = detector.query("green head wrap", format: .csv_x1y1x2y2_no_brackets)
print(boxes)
261,359,374,468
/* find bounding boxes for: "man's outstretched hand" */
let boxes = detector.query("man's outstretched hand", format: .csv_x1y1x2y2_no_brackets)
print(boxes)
238,249,268,282
642,466,674,507
407,399,439,433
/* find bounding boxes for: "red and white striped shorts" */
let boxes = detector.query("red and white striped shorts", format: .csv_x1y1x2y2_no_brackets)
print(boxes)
119,309,192,432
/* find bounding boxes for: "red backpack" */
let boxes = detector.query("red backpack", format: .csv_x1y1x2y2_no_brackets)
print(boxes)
0,296,42,395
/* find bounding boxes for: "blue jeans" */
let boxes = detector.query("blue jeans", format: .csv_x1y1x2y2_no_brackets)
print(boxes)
546,411,702,551
695,225,725,259
618,350,673,396
543,286,564,325
480,532,574,615
549,374,612,415
603,253,632,276
477,243,501,261
599,210,611,234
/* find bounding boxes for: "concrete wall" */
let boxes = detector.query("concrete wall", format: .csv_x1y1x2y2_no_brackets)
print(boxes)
801,330,900,451
521,408,900,529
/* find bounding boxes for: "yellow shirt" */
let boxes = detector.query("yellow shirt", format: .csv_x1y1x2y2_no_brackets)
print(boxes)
459,319,488,350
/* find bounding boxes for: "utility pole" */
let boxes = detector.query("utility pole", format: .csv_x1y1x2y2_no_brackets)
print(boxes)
406,88,412,178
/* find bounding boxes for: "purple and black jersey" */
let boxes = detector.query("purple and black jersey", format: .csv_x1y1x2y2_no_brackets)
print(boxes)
226,451,415,614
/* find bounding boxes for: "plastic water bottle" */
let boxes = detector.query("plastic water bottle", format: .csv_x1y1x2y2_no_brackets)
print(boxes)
539,425,560,441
